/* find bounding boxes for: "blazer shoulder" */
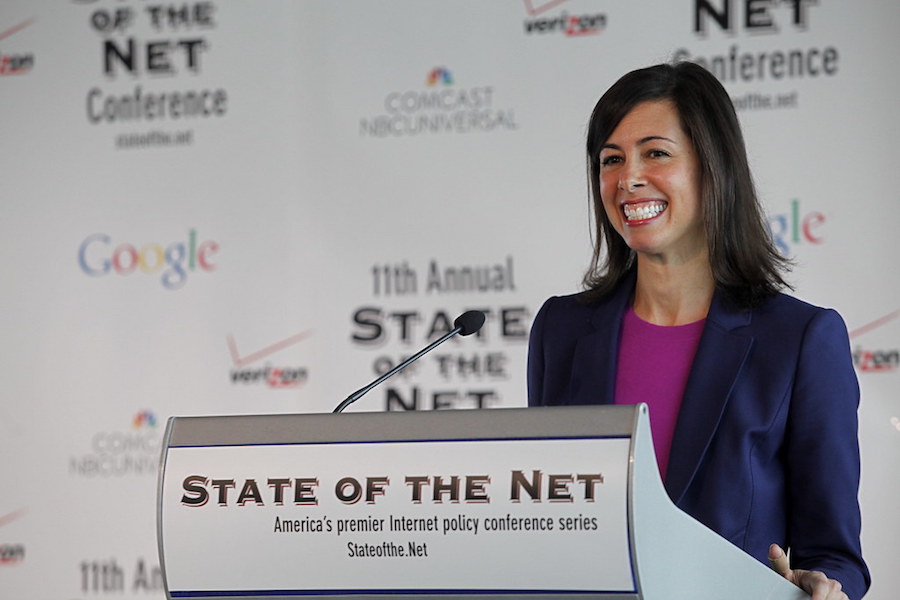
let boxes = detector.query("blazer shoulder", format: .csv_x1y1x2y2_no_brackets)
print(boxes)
535,291,596,320
728,293,853,357
534,289,625,334
745,292,849,332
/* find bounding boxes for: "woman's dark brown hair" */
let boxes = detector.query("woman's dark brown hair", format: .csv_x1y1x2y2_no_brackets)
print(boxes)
583,61,790,307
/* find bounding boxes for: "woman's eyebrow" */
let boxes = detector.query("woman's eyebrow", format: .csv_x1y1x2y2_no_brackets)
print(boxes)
601,135,676,151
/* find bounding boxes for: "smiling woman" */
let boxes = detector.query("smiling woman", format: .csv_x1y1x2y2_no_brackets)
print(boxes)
527,62,870,600
582,63,788,310
596,100,706,271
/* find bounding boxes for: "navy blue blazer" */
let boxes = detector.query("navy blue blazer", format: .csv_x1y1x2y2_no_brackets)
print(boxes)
527,278,870,600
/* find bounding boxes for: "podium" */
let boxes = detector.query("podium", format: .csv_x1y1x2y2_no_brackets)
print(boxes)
156,404,809,600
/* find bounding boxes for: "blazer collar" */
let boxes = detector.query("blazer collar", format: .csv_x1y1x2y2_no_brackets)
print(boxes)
566,274,635,406
570,274,756,504
665,292,754,505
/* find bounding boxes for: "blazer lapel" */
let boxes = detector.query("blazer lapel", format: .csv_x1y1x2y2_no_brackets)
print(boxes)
567,277,634,406
665,292,754,505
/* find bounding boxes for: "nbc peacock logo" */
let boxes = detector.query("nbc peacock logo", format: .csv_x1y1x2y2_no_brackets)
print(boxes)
426,67,453,87
133,410,157,429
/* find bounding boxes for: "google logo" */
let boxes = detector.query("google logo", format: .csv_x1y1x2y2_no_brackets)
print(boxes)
766,198,825,257
77,229,219,290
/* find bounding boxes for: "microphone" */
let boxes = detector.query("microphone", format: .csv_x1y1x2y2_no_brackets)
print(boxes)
333,310,486,413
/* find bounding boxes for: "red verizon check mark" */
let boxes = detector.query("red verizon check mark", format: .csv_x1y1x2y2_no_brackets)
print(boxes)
524,0,569,17
849,310,899,340
0,509,26,528
227,330,313,368
0,18,35,43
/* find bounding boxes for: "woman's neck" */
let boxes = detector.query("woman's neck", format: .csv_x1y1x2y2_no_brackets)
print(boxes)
633,254,715,326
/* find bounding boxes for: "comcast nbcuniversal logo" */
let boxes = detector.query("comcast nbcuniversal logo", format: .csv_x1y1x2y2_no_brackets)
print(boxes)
69,412,162,478
359,67,518,138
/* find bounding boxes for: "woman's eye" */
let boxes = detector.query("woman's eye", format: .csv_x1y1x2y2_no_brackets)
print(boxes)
600,155,622,166
648,149,670,158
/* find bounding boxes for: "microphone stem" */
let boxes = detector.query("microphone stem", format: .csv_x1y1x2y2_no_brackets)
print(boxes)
333,326,462,413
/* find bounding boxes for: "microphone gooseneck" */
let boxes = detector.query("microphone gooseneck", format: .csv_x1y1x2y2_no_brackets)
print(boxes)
333,310,486,413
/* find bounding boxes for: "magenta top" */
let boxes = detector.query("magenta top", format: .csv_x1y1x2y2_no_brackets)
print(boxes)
615,306,706,480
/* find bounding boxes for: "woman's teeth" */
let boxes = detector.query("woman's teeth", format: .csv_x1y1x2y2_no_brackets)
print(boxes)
624,201,667,221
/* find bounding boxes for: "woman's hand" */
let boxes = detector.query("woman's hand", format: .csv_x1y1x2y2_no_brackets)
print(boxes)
768,544,849,600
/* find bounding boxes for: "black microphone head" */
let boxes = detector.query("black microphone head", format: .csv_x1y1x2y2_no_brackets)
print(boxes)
454,310,485,336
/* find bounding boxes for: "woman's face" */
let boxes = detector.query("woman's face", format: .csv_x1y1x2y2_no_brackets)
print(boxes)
598,100,706,265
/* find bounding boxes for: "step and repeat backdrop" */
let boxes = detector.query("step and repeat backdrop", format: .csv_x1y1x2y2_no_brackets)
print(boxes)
1,1,898,598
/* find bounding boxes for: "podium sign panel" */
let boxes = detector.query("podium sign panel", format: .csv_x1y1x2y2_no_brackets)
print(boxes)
161,437,635,596
157,405,810,600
